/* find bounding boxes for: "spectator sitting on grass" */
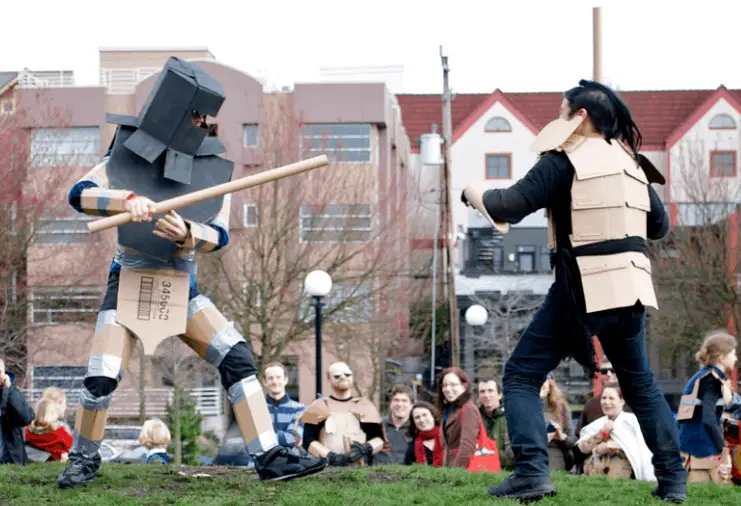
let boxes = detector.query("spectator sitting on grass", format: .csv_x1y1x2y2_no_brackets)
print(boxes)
137,418,171,465
24,399,73,463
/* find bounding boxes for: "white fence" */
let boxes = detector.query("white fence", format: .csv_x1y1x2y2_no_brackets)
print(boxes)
99,67,160,95
22,387,223,417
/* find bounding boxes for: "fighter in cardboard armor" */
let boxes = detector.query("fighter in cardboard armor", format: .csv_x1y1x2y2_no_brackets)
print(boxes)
461,80,687,503
300,362,386,467
57,57,326,488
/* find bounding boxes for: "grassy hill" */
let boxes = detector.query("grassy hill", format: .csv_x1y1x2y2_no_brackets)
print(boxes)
1,463,740,505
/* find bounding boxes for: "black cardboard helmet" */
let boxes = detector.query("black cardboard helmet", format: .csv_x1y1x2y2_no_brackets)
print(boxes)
121,57,226,184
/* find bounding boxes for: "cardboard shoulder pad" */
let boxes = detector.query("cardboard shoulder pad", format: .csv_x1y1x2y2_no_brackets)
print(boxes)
300,399,330,425
463,182,510,233
350,398,382,425
530,116,584,153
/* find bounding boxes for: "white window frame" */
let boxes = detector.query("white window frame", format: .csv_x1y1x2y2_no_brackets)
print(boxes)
243,124,259,148
301,123,372,163
243,281,262,308
243,203,259,228
484,116,512,132
30,286,102,325
709,113,737,130
34,214,98,244
30,126,101,167
300,281,373,323
298,203,372,243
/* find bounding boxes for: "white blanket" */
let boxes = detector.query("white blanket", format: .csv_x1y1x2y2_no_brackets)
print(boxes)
577,411,656,482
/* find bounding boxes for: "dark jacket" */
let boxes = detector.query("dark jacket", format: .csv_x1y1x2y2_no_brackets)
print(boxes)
0,385,35,465
374,415,411,465
679,365,725,458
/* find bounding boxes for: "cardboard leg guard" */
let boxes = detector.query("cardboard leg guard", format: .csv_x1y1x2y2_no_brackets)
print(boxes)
75,405,109,441
88,310,136,381
228,375,278,457
182,295,244,367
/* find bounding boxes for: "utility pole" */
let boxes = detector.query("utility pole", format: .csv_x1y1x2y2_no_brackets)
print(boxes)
440,46,460,368
591,6,606,396
592,7,603,84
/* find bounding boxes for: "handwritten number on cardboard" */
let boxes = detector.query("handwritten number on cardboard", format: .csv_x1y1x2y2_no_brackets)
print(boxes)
158,280,172,320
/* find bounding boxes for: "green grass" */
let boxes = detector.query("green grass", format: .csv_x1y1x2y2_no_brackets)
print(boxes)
1,463,739,505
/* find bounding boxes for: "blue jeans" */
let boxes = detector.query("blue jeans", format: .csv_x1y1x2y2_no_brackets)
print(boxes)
502,284,686,487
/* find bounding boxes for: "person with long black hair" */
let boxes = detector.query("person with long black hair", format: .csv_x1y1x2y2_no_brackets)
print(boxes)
462,80,686,503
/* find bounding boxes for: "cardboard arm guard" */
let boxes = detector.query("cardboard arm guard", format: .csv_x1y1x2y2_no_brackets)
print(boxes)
462,184,510,233
79,187,135,216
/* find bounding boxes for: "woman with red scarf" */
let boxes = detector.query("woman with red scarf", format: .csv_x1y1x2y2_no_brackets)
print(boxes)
404,401,443,467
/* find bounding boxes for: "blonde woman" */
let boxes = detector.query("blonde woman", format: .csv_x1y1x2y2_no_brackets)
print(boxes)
678,330,737,484
24,399,73,462
540,375,576,471
137,418,172,465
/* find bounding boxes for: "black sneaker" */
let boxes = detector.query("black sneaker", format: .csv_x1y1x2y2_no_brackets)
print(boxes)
487,474,556,503
651,485,687,503
254,446,327,482
57,451,101,488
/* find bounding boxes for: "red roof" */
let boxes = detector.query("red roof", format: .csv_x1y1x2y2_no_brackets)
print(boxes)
397,88,741,152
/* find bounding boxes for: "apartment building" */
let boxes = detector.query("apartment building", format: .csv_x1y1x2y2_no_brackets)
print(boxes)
398,85,741,388
3,47,412,411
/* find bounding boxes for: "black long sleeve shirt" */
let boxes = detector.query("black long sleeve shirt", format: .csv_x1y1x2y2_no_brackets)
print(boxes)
480,151,670,245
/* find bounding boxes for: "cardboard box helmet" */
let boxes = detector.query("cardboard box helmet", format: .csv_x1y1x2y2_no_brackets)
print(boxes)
120,56,227,185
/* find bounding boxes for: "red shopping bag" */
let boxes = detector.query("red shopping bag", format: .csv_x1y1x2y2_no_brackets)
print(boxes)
467,416,501,472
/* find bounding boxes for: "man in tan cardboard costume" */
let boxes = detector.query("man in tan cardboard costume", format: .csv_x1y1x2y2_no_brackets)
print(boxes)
300,362,386,467
462,80,686,503
58,57,326,488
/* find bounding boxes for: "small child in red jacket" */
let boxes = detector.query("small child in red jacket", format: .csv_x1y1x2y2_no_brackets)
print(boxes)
25,398,73,462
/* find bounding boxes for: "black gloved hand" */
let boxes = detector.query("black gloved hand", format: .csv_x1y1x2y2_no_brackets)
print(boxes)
349,441,373,461
326,451,352,467
461,189,470,206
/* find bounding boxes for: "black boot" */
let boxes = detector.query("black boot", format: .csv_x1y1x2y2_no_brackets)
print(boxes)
651,484,687,503
254,446,327,482
57,451,102,488
487,474,556,503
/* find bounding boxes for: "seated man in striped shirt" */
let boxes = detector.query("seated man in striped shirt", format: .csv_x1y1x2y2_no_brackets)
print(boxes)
263,362,305,451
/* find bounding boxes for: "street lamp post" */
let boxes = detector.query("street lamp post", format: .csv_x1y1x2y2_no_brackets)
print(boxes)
304,270,332,399
464,304,488,376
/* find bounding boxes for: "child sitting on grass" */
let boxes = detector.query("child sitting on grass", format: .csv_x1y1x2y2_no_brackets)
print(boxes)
24,399,73,462
138,418,172,465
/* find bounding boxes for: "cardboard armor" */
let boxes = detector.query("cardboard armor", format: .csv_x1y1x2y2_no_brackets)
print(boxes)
99,57,235,351
300,397,384,464
531,116,659,314
105,57,234,263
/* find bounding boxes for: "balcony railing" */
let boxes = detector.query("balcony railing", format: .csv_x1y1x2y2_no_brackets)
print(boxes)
99,67,160,95
22,387,223,417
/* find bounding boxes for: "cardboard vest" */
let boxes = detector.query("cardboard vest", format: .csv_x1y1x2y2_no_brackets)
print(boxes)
531,116,658,314
301,396,382,466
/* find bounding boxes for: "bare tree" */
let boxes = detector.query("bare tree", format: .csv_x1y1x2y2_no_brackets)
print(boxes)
0,90,107,377
649,135,741,377
196,93,415,399
463,289,543,380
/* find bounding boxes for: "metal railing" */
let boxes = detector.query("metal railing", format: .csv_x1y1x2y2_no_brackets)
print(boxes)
22,387,223,417
99,67,160,95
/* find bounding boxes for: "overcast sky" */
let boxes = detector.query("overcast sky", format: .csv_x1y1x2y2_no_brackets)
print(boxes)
4,0,740,94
